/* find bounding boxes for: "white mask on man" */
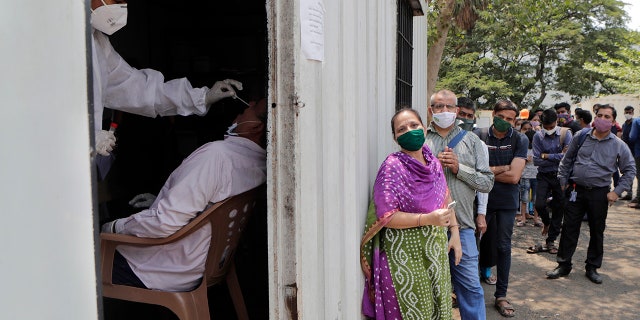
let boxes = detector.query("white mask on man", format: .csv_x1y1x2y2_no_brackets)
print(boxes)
544,126,557,136
625,114,633,120
91,0,128,35
432,112,457,128
225,121,263,136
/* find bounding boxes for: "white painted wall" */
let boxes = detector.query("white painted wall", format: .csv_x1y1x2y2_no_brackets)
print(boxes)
268,0,428,318
0,1,99,319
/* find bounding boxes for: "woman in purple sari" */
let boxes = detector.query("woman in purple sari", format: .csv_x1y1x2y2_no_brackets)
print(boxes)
361,108,462,319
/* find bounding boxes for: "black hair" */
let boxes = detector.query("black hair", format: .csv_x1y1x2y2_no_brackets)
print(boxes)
493,100,518,115
596,104,617,119
624,105,634,112
576,109,592,125
541,108,558,125
391,107,423,135
457,97,476,112
554,102,571,112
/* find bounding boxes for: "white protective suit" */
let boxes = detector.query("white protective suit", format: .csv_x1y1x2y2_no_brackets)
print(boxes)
91,30,209,135
109,136,266,291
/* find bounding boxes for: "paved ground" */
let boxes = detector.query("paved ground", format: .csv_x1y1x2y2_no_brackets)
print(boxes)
455,197,640,319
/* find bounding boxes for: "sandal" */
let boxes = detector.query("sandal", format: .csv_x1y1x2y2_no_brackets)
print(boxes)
515,219,525,227
526,243,549,254
546,242,558,254
533,219,544,227
495,297,515,317
481,273,497,285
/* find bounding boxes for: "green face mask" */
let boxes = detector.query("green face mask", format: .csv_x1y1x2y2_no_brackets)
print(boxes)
458,118,475,131
493,116,512,132
397,128,425,151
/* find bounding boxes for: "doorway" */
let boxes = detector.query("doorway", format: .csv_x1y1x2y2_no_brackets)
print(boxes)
95,1,269,319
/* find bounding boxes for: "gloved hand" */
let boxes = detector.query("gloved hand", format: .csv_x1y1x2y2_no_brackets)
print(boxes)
95,130,116,156
129,193,157,208
205,79,243,105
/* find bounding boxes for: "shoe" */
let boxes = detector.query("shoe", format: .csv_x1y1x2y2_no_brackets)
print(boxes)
546,265,571,279
632,197,639,203
620,194,632,200
586,269,603,284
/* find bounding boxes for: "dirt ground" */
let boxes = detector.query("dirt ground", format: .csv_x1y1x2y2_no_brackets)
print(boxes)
454,197,640,320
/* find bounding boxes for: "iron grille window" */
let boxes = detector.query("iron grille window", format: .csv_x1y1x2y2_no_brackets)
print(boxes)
396,0,414,109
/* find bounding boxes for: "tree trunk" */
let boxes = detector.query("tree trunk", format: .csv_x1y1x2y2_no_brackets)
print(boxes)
427,0,456,111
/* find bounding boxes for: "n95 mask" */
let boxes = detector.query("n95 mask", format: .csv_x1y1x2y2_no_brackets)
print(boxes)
91,0,128,35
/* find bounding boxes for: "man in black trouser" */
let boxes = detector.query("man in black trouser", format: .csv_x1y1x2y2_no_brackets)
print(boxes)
531,109,572,254
547,105,636,284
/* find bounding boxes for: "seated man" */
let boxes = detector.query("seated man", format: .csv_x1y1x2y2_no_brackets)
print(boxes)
101,96,267,292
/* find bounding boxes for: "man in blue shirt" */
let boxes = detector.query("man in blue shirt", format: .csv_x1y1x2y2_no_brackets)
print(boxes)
530,109,572,254
475,100,528,317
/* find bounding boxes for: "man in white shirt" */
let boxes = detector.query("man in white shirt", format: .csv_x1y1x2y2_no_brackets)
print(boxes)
101,97,267,291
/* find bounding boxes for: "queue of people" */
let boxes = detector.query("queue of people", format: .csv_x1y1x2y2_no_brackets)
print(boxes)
360,95,636,319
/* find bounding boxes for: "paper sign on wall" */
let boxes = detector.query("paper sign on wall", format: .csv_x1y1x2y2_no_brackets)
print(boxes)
300,0,325,61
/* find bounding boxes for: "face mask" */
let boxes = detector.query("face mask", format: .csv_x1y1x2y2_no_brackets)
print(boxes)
493,116,512,133
91,0,128,35
397,129,425,151
544,126,557,136
625,114,633,120
458,118,475,131
225,121,262,136
557,113,570,125
432,112,457,128
530,121,540,128
593,117,612,133
515,126,521,131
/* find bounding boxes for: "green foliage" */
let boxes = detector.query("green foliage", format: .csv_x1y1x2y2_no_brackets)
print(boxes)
436,0,633,109
583,32,640,93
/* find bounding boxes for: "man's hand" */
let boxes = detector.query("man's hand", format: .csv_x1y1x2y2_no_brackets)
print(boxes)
438,147,460,174
475,214,487,235
607,191,619,206
448,232,462,266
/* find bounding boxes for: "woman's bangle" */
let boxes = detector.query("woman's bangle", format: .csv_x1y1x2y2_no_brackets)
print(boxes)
417,214,423,227
448,224,459,230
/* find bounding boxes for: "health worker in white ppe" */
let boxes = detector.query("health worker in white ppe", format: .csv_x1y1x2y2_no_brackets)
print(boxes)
90,0,242,156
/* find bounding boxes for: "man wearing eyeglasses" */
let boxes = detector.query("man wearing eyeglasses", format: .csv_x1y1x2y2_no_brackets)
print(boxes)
425,90,494,320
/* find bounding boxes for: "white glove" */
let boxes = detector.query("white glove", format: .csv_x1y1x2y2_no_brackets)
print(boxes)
205,79,243,105
129,193,157,208
95,130,116,156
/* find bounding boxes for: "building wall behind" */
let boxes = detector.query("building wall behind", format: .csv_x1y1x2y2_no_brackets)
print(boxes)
0,1,98,319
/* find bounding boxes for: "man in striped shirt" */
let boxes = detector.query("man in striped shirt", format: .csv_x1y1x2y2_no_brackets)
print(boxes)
425,90,494,320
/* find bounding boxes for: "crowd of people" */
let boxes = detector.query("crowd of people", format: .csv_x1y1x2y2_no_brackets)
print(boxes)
360,91,637,319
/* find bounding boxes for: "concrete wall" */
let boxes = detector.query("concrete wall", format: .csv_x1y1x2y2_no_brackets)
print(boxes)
0,1,99,319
